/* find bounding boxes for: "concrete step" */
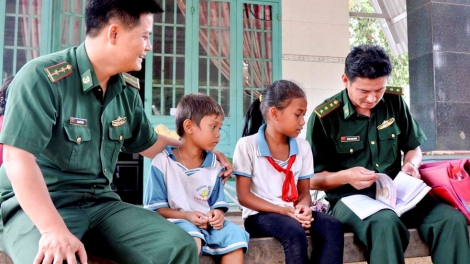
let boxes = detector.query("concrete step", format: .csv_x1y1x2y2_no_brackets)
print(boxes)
1,211,467,264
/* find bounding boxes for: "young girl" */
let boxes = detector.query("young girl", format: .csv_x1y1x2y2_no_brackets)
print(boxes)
233,80,344,264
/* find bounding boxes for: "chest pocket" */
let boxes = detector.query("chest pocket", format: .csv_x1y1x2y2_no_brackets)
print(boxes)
378,125,401,160
335,141,365,168
63,125,92,170
108,124,132,165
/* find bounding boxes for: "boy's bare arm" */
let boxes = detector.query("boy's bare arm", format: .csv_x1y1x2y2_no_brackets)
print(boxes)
157,208,209,229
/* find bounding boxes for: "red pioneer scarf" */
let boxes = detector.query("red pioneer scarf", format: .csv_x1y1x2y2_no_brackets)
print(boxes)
266,155,298,203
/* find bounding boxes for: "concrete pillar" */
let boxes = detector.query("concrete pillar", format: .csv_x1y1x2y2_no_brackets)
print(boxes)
408,0,470,151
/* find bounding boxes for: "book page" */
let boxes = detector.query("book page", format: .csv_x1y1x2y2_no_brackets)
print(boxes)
375,173,397,207
394,171,427,203
341,194,394,220
395,186,431,216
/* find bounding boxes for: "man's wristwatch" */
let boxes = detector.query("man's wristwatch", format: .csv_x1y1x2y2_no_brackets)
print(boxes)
408,161,419,169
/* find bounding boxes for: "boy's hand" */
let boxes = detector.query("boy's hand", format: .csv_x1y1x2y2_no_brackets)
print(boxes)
208,209,224,229
186,211,209,229
213,150,233,184
294,204,314,232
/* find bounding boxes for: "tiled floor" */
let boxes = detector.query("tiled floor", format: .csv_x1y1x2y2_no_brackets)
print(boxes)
227,212,433,264
350,257,432,264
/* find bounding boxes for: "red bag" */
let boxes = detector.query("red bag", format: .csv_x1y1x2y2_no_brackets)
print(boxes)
419,159,470,223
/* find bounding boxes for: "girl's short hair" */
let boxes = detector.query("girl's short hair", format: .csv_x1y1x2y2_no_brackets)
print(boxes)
175,93,225,137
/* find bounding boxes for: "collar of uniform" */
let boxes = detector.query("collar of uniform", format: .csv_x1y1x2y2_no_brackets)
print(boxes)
164,146,217,168
76,43,100,92
256,124,298,157
342,89,355,120
342,89,385,120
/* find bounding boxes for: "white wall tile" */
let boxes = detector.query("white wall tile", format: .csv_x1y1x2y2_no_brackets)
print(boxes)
282,20,293,54
290,21,314,55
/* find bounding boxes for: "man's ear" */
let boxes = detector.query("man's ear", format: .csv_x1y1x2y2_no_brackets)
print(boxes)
182,119,194,134
107,24,119,44
341,74,350,88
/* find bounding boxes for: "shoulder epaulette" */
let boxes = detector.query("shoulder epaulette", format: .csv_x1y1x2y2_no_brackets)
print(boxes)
314,99,340,118
385,86,403,95
121,72,140,90
44,62,73,83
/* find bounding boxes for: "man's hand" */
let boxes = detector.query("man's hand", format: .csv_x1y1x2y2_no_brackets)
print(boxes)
208,209,225,229
347,167,378,190
402,162,420,179
34,228,87,264
186,211,209,229
213,150,233,184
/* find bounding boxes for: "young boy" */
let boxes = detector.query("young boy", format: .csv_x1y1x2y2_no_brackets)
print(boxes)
144,93,249,263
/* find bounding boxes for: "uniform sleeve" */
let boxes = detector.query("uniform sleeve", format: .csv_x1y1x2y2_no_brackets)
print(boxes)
143,158,169,211
208,174,228,212
306,112,337,173
298,139,314,180
121,92,158,153
232,137,254,178
396,96,427,151
0,59,58,156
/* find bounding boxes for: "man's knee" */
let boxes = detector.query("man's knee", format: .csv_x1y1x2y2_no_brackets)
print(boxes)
368,210,407,236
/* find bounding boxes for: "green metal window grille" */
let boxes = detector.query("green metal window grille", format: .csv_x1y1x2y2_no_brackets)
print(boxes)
197,0,231,116
242,3,274,113
1,0,42,80
54,0,86,51
150,0,186,117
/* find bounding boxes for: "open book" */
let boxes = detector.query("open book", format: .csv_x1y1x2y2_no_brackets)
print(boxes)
341,172,431,220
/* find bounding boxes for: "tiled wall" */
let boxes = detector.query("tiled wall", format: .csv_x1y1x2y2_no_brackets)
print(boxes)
282,0,350,138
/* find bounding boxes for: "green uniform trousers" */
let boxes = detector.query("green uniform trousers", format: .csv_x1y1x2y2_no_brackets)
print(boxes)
2,191,198,264
332,196,470,264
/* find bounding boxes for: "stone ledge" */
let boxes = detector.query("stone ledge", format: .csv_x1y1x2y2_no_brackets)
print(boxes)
3,226,468,263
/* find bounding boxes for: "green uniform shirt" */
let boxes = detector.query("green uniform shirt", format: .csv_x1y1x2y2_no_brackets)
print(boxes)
0,43,158,203
306,89,426,207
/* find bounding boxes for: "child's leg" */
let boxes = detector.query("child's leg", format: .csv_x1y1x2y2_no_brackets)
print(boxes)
193,237,202,254
220,248,244,264
173,219,206,255
200,219,249,258
309,211,344,264
244,212,309,264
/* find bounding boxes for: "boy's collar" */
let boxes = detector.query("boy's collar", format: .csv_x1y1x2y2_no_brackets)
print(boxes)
164,146,217,168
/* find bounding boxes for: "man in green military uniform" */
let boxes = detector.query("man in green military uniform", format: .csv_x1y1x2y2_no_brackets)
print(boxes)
307,45,470,264
0,1,231,263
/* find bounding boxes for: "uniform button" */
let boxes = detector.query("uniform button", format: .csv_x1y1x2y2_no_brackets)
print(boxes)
76,137,82,143
92,184,97,188
98,88,102,92
119,135,123,141
375,164,379,167
371,141,375,145
350,148,353,153
392,134,395,138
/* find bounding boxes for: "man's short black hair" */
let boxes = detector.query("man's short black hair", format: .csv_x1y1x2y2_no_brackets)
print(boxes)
344,45,392,83
85,0,164,37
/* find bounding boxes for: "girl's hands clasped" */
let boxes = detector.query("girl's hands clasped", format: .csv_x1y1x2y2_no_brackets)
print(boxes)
294,204,314,232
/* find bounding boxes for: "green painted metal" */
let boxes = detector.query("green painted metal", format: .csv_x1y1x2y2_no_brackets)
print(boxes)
142,0,281,180
54,0,86,51
40,0,53,55
0,0,6,81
